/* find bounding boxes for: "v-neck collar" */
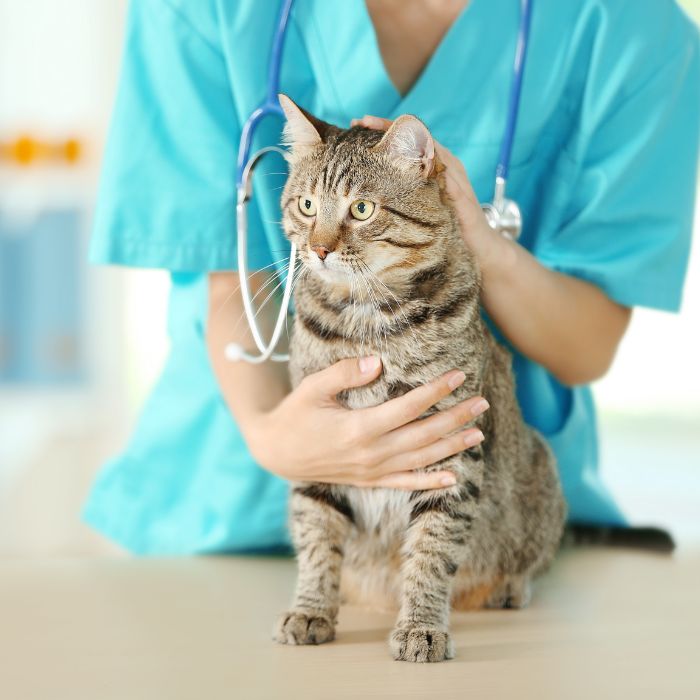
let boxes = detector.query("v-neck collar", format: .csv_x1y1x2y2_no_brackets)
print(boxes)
299,0,496,124
362,0,479,105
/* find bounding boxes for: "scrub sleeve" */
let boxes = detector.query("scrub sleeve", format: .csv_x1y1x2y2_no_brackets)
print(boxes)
515,5,700,525
536,26,699,311
84,0,292,553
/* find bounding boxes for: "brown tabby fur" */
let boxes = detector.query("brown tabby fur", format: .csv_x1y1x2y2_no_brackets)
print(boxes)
272,96,566,662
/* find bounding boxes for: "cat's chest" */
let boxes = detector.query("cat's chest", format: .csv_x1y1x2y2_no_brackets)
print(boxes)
289,278,483,398
344,487,411,538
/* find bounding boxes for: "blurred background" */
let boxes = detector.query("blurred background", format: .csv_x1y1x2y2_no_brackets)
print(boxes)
0,0,698,557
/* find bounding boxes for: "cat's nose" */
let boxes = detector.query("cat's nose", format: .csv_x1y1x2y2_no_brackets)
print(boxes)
311,244,332,261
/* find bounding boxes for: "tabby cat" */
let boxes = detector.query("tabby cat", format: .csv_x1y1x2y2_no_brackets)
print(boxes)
272,94,566,662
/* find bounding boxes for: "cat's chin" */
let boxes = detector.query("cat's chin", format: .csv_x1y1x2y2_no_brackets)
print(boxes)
309,264,352,287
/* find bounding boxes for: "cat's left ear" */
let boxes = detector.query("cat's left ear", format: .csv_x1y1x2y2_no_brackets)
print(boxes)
278,93,334,159
372,115,435,178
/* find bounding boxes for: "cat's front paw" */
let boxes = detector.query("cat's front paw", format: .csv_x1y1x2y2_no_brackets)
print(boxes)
389,626,454,662
273,610,336,646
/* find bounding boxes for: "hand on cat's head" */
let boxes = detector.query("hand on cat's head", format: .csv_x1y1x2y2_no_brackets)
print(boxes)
279,94,438,179
351,114,473,201
277,94,494,285
352,111,495,265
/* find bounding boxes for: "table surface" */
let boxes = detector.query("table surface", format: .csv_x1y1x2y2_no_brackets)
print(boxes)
2,546,698,700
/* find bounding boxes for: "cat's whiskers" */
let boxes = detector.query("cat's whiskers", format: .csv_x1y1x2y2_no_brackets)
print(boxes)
351,266,367,355
344,265,356,355
360,269,389,348
348,262,364,353
247,262,301,335
349,261,371,354
356,263,388,355
365,271,394,356
210,256,291,320
357,267,379,354
286,264,307,341
224,264,291,336
230,259,296,335
358,259,420,348
367,267,419,347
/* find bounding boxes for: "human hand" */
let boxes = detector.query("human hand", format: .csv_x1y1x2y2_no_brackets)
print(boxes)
247,356,488,490
351,115,511,274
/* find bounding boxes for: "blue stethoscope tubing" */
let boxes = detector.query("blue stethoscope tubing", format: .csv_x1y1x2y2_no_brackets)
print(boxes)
227,0,532,363
498,0,533,182
482,0,533,240
235,0,294,188
228,0,296,363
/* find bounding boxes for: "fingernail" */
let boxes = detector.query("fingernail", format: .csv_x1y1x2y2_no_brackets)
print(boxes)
359,355,380,373
447,371,466,390
441,475,456,486
464,430,484,446
471,399,489,416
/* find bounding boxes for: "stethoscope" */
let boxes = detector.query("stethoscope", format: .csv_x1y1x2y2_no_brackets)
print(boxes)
226,0,532,364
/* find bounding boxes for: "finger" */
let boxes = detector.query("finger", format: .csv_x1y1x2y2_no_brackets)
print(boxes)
431,140,478,194
445,168,477,204
375,396,489,461
304,355,382,400
361,369,467,435
375,428,485,477
433,140,466,172
350,115,394,131
362,470,458,491
440,154,479,204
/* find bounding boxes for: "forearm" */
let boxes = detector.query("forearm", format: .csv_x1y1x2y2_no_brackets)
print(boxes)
474,231,632,386
206,272,472,491
349,116,633,387
206,271,291,441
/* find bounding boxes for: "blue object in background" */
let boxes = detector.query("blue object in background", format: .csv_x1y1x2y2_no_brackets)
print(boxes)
0,209,85,384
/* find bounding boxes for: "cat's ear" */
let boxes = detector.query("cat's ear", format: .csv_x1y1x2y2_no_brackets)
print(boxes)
278,94,332,157
372,115,435,177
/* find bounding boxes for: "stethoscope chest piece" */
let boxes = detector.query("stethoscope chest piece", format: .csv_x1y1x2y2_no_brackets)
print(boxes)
481,176,522,241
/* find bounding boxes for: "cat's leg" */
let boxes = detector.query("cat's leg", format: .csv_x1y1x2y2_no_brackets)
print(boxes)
274,485,353,646
484,574,532,609
390,480,479,662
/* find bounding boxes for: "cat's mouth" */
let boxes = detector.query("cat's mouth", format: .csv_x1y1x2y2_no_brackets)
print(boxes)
302,251,352,284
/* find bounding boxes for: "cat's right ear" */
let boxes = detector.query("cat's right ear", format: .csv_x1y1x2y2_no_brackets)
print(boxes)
278,94,330,159
372,115,435,178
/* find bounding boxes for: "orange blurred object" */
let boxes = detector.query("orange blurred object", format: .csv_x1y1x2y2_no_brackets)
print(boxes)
13,136,38,164
0,135,84,165
63,139,81,163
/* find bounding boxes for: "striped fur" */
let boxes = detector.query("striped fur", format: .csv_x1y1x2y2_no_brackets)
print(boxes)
273,104,566,662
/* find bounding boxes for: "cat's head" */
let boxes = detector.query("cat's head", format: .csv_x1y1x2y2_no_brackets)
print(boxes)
279,94,456,293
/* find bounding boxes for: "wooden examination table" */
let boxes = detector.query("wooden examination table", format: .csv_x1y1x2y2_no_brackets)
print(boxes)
1,546,698,699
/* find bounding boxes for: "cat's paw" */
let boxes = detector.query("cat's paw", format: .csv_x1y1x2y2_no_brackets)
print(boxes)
485,576,532,609
273,610,336,646
389,627,454,663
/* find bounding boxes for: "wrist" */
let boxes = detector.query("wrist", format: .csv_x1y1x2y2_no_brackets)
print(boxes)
470,219,519,283
239,409,273,464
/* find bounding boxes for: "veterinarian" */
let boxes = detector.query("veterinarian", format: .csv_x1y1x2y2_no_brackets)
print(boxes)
84,0,700,554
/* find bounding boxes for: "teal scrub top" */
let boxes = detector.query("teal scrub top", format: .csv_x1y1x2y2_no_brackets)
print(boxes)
84,0,700,554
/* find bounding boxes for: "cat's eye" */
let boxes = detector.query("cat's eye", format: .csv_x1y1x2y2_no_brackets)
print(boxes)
350,200,375,221
298,196,317,216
